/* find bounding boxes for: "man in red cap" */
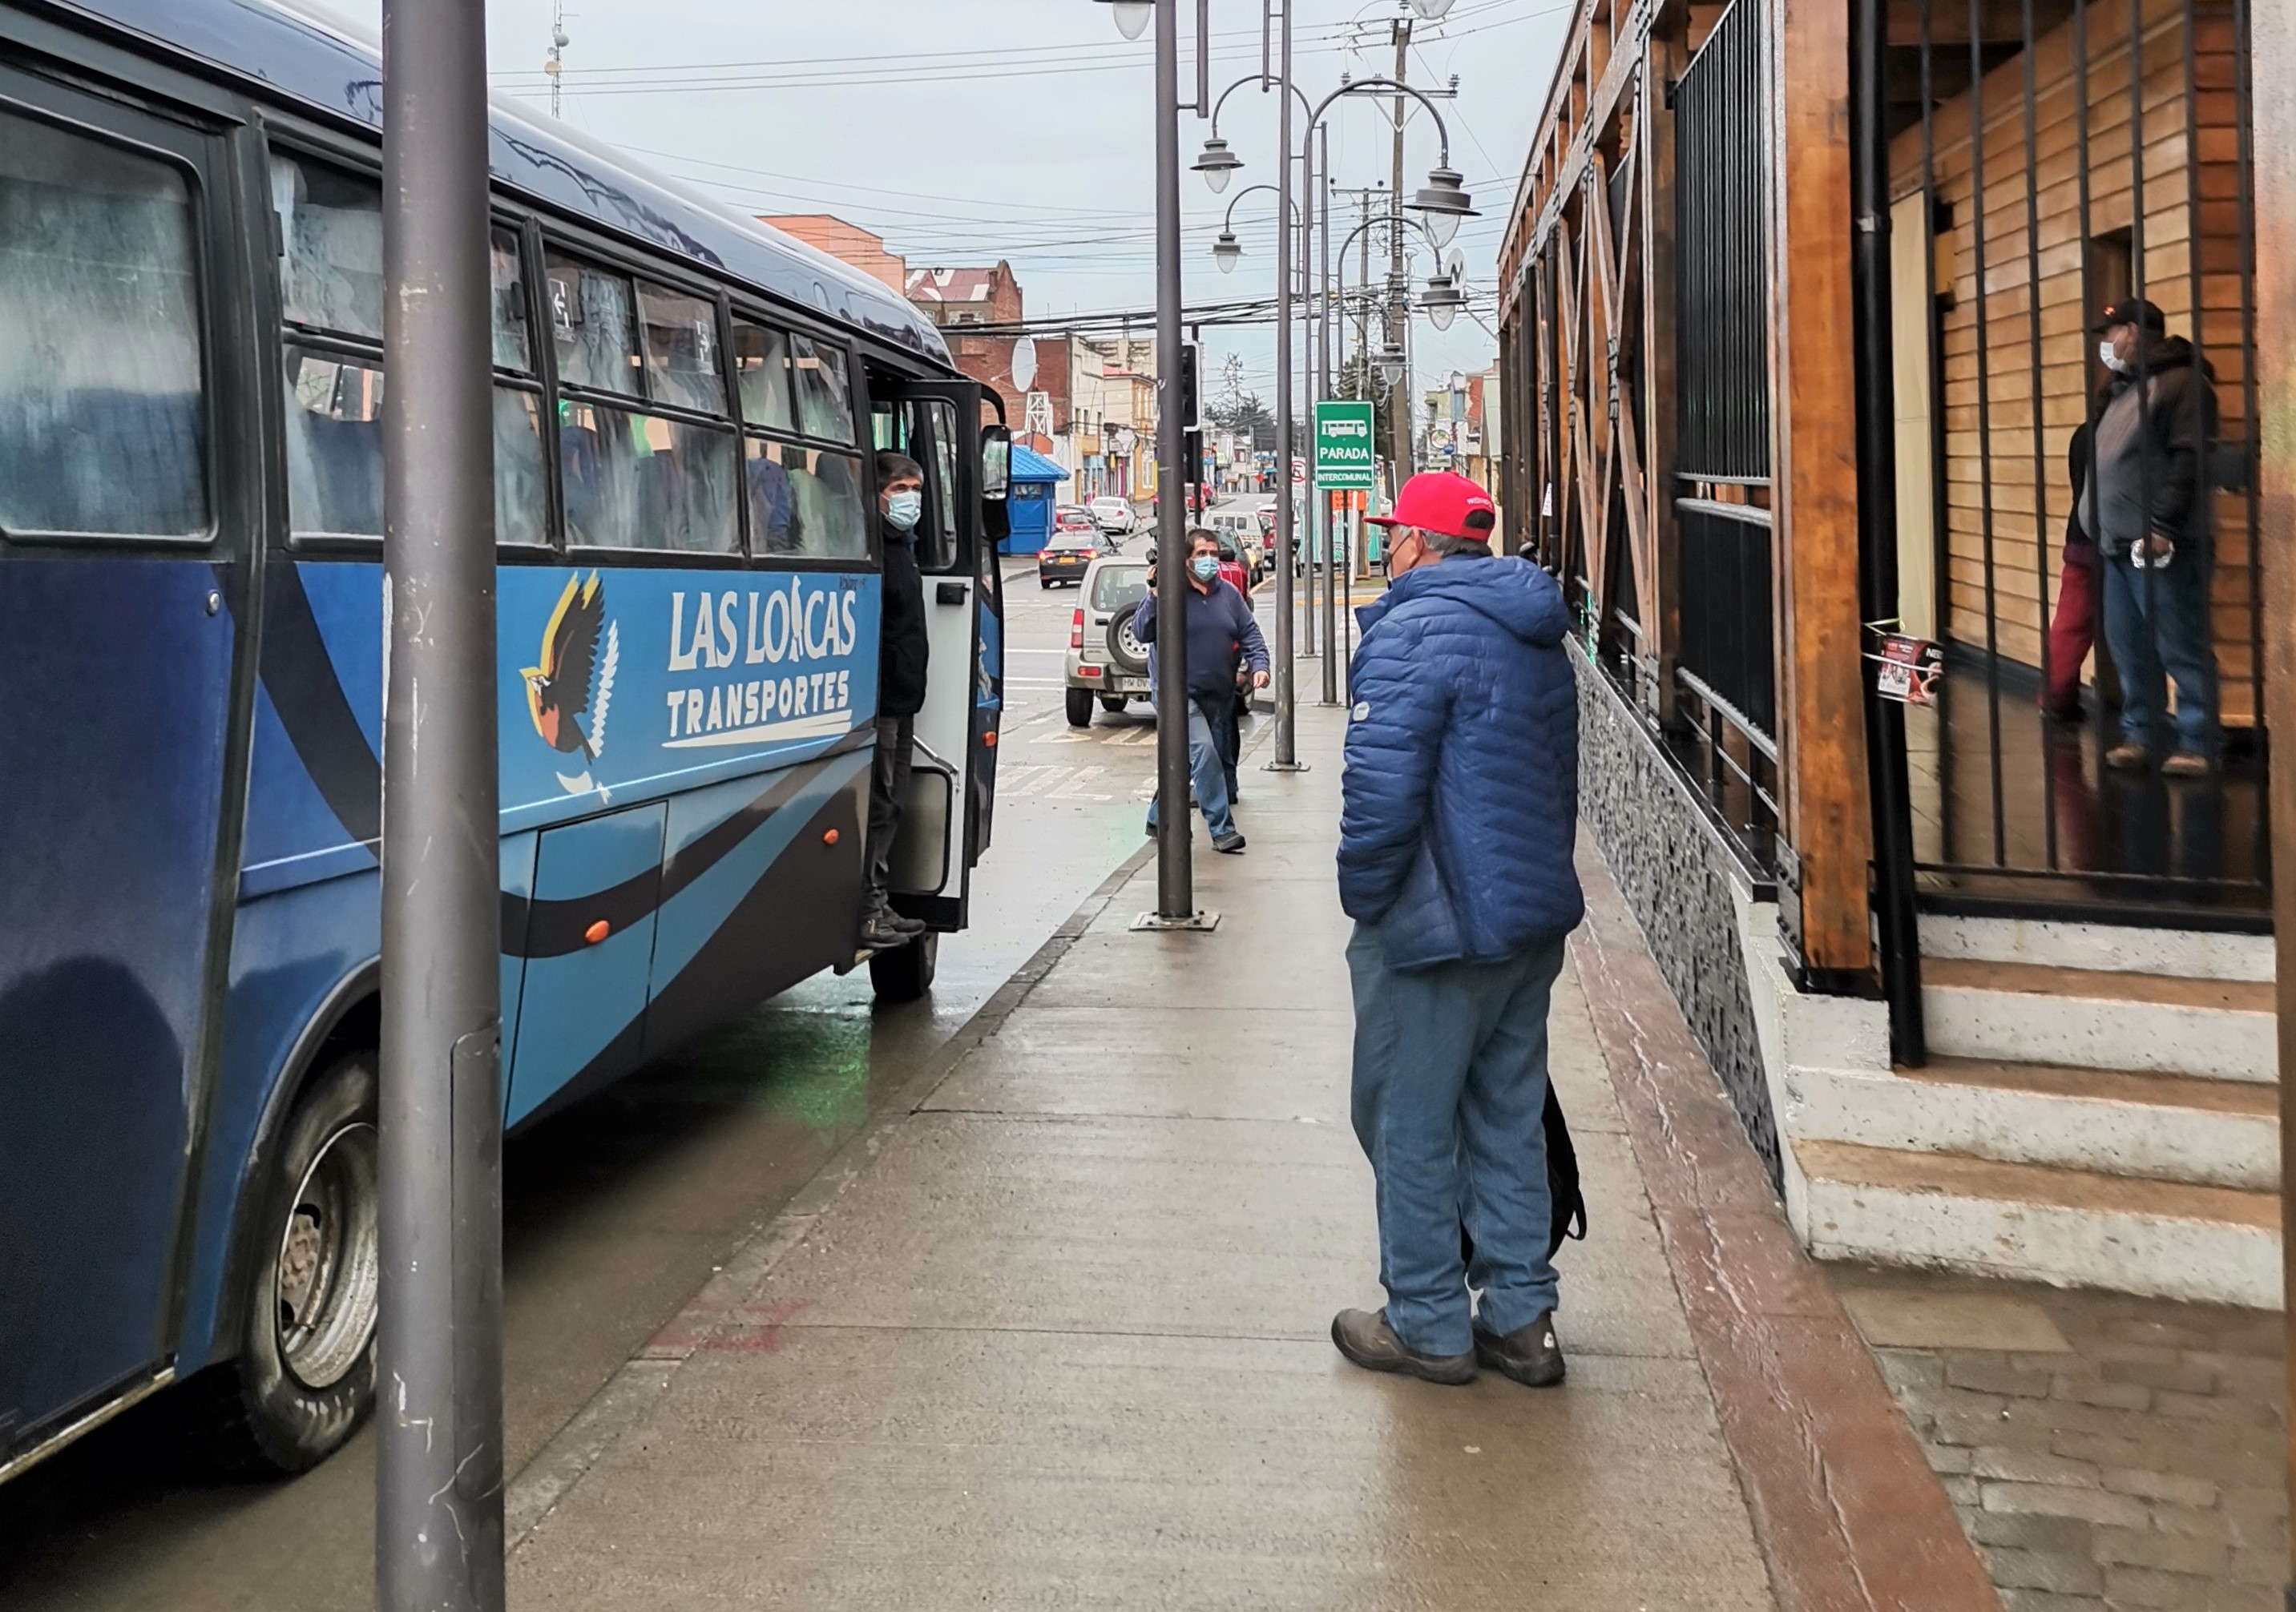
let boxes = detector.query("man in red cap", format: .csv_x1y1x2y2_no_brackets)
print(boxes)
1330,470,1584,1390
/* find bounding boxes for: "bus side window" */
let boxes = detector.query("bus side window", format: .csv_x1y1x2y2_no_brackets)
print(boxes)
0,107,208,538
272,149,546,547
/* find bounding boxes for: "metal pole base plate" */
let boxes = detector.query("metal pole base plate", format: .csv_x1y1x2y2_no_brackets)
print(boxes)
1262,760,1312,773
1131,909,1222,932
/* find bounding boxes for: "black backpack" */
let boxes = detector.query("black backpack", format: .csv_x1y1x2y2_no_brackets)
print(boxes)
1460,1082,1588,1270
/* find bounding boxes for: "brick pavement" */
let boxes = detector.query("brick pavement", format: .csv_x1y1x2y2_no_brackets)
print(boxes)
1830,1265,2286,1611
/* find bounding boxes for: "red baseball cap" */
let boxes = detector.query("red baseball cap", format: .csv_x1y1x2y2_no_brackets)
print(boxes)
1365,471,1498,542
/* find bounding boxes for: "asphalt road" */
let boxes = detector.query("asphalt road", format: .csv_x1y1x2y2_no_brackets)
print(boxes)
0,562,1196,1612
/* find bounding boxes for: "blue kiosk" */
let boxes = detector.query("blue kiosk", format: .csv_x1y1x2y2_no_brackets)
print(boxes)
999,444,1071,555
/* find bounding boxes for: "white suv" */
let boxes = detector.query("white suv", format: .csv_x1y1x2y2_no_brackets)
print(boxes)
1087,495,1136,535
1063,555,1153,725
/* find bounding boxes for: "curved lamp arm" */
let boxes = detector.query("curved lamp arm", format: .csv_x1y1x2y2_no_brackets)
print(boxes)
1331,209,1442,263
1304,76,1453,167
1208,71,1315,135
1221,181,1301,231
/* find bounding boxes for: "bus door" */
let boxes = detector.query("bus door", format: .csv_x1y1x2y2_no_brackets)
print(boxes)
868,379,1007,929
0,79,246,1450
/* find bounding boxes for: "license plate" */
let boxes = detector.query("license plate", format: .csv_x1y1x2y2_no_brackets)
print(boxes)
1116,676,1149,693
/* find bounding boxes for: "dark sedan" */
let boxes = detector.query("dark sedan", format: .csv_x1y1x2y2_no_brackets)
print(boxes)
1036,526,1104,588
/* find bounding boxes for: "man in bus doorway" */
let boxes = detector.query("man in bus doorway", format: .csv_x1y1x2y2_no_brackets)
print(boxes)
2088,298,2222,778
862,452,931,950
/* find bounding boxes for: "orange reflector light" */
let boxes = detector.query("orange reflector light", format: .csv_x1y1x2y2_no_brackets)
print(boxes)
823,828,839,845
1078,664,1103,679
984,730,997,746
583,919,611,945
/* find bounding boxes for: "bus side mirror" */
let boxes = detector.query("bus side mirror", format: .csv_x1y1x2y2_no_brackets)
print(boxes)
981,425,1011,502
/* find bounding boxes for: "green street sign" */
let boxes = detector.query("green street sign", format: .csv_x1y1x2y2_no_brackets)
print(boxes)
1313,400,1377,491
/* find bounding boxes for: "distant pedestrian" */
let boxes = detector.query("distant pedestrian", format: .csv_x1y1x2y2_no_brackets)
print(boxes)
2087,299,2222,776
1134,528,1269,854
860,452,930,950
1330,471,1584,1389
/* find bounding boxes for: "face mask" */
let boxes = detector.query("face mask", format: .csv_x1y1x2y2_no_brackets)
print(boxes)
2099,339,2129,375
1190,554,1221,582
886,490,922,531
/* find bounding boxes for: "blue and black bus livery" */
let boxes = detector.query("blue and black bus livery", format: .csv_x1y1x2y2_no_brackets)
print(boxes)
0,0,1007,1484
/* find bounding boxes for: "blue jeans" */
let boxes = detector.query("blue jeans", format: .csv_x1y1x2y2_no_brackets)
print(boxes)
2101,547,2218,758
1144,696,1236,839
1346,922,1565,1357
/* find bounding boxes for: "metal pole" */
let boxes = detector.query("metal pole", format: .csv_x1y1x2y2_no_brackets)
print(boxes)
377,0,503,1605
1149,0,1197,922
2246,0,2295,1589
1387,20,1414,498
1849,0,1925,1067
1269,0,1304,770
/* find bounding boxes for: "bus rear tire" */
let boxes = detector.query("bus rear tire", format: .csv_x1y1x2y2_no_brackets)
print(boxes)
869,930,938,1002
200,1050,381,1474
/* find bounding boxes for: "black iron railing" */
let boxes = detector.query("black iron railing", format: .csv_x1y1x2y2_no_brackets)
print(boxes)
1673,0,1770,485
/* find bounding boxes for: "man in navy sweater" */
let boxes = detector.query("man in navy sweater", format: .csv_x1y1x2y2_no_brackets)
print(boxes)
1132,528,1269,853
1330,472,1584,1390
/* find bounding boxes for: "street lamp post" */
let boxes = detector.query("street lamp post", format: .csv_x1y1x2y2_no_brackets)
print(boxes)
376,0,504,1607
1103,0,1213,928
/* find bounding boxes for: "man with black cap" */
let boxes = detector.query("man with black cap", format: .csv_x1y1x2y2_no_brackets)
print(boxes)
1328,470,1584,1390
2088,297,2221,777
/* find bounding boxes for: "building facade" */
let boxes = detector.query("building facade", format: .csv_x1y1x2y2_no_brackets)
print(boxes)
1497,0,2284,1306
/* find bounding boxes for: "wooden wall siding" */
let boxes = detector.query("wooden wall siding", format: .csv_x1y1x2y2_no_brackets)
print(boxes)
1887,0,2259,723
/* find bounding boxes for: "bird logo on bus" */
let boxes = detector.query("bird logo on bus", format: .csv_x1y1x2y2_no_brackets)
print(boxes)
523,570,619,796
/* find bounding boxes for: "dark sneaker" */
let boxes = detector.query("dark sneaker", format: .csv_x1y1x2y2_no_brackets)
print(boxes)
1213,831,1246,854
2161,751,2213,779
1474,1312,1567,1388
884,912,927,937
1330,1308,1475,1386
2104,743,2153,772
858,913,909,949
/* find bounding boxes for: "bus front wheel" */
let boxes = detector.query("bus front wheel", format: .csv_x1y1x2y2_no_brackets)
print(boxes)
869,930,938,1002
202,1050,381,1473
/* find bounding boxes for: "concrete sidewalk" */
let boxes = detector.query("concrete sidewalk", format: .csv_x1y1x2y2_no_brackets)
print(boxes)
505,706,1782,1608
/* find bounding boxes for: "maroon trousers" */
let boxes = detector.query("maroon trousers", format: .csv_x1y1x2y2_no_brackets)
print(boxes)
2042,543,2100,716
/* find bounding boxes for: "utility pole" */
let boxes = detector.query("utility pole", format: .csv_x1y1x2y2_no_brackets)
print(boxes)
1268,0,1305,771
1387,18,1414,504
376,0,503,1606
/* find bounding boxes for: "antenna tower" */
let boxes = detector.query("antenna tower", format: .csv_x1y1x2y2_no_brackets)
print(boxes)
546,4,569,118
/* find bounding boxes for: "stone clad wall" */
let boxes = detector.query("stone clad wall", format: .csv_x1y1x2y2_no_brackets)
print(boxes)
1572,650,1781,1185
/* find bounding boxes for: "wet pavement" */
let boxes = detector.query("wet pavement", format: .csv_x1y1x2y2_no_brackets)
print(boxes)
0,562,1170,1611
1836,1264,2288,1611
503,703,1782,1610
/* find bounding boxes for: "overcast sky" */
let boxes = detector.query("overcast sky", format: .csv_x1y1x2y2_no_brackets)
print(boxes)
340,0,1570,413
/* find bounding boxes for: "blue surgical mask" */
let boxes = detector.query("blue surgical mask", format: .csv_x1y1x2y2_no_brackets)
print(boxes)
1191,554,1221,582
886,490,922,532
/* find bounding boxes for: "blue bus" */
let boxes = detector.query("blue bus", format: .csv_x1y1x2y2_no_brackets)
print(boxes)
0,0,1009,1484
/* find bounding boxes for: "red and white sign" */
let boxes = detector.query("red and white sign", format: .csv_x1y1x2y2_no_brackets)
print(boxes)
1291,456,1307,486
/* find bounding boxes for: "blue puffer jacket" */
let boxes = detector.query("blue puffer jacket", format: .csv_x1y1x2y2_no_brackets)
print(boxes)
1338,554,1584,969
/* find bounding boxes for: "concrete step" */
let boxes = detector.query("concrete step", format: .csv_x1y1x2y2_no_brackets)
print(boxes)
1923,957,2277,1081
1796,1138,2281,1308
1919,913,2274,983
1790,1058,2279,1191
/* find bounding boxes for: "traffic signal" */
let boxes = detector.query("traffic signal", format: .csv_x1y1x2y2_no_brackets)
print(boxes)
1177,341,1201,433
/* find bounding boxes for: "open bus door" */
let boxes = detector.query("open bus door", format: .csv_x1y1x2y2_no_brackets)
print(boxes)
867,377,1008,933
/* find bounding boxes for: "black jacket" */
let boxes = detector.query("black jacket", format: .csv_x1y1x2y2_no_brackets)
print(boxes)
878,522,930,717
2091,337,2221,549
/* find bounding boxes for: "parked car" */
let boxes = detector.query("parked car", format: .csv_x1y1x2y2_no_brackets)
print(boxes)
1209,510,1264,583
1053,504,1100,537
1087,495,1136,535
1036,526,1104,588
1064,556,1153,725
